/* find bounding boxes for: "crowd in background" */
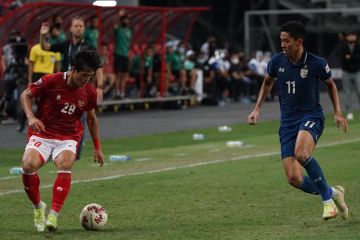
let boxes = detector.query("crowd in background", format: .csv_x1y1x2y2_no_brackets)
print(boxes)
0,9,274,130
3,7,359,132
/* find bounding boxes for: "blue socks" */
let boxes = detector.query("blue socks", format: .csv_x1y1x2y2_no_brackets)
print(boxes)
299,176,320,195
302,156,332,201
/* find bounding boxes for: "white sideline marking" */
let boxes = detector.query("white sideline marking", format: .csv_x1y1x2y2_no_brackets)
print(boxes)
1,138,359,197
135,157,154,162
0,176,17,181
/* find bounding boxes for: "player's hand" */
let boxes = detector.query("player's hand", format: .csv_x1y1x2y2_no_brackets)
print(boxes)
96,88,103,104
28,117,45,133
248,109,260,125
40,22,50,35
334,113,347,132
94,149,104,167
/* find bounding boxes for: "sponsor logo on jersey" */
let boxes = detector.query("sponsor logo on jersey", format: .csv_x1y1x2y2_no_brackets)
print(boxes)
279,68,285,72
313,177,322,183
300,64,308,78
325,64,331,73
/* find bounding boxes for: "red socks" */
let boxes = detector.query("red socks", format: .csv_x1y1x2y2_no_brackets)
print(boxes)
22,172,41,206
23,171,71,213
51,171,72,213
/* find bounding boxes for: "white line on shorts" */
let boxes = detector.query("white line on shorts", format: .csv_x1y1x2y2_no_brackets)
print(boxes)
1,138,359,196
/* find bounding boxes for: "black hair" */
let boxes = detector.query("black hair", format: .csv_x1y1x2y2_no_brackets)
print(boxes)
280,21,306,39
72,49,101,72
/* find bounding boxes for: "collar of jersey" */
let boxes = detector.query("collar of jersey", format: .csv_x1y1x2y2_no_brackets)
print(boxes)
287,51,307,67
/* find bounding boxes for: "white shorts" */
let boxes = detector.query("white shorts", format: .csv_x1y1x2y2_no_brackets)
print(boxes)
25,136,78,163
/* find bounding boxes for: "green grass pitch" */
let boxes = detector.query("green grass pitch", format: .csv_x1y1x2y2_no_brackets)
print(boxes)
0,113,359,239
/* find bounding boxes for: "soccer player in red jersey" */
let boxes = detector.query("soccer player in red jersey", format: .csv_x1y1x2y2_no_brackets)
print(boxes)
20,50,104,232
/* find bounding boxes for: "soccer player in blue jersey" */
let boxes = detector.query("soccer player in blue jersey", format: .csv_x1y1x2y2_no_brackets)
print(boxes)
247,21,349,220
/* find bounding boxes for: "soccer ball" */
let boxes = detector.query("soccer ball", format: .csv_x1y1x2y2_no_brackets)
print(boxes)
79,203,108,230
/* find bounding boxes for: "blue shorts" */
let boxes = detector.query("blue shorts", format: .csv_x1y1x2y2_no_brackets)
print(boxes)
279,116,324,159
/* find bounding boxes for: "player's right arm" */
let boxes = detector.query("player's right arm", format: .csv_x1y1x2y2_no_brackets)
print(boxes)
247,74,275,125
39,22,51,51
20,88,45,132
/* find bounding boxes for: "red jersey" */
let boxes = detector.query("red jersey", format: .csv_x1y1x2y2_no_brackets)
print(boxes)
28,72,97,142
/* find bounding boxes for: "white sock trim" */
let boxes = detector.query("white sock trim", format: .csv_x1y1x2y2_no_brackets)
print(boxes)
331,187,338,197
57,170,71,174
49,209,60,217
323,199,334,204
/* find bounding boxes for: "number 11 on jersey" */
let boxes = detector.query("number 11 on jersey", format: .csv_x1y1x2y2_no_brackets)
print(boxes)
286,81,295,94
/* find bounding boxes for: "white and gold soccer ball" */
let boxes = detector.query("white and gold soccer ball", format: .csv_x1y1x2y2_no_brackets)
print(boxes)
79,203,108,230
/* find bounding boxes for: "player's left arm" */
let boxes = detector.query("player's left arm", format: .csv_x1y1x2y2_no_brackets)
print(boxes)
86,109,104,166
324,78,348,132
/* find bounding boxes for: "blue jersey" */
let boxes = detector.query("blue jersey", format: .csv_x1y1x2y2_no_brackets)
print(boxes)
267,52,331,123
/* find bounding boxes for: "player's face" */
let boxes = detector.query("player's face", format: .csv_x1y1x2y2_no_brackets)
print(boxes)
72,69,95,88
70,19,85,38
280,32,302,57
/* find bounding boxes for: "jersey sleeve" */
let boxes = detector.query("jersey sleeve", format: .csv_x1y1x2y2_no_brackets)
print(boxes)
266,58,277,78
29,45,37,62
55,52,61,62
85,88,97,112
29,75,50,97
318,59,332,81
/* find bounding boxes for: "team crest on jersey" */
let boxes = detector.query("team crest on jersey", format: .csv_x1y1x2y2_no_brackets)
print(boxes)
56,95,61,100
78,100,85,107
300,65,308,78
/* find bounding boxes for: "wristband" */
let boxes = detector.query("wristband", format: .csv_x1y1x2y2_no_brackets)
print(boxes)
93,139,101,150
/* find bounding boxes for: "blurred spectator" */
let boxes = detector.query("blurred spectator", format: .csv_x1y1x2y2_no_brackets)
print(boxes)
200,35,216,62
183,50,197,95
49,25,64,45
208,49,230,105
201,57,217,105
247,50,274,101
130,46,155,97
1,30,27,126
149,43,162,95
338,31,360,121
28,38,61,85
166,45,184,95
100,43,115,99
49,15,67,44
228,51,253,104
114,9,132,99
84,15,99,50
177,40,187,63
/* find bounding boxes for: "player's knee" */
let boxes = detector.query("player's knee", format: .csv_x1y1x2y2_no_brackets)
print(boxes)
294,147,310,162
21,156,38,173
286,174,302,188
56,159,75,171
